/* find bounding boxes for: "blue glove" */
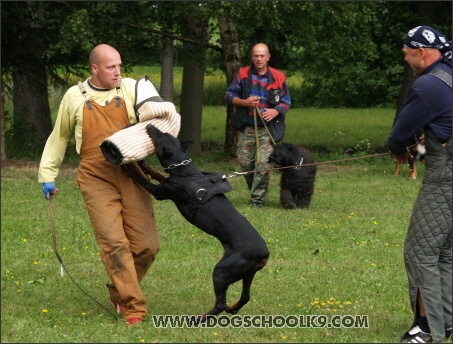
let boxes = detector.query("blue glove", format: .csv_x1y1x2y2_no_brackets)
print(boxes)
42,182,55,199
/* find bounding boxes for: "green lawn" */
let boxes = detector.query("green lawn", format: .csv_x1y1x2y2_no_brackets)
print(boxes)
2,106,436,343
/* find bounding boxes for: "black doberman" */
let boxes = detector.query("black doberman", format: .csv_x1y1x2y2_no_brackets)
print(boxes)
123,124,269,322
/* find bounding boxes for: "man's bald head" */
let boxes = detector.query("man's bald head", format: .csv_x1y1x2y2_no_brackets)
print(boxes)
88,44,122,89
251,43,270,56
89,44,120,65
251,43,271,74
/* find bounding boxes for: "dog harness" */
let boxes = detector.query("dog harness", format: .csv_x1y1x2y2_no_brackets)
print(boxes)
169,172,233,203
164,172,233,220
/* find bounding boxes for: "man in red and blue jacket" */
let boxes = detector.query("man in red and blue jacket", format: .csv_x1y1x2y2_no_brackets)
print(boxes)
225,43,291,207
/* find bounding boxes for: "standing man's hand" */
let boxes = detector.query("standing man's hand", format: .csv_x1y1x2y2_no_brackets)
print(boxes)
246,96,260,107
42,182,59,199
261,108,279,122
232,96,260,108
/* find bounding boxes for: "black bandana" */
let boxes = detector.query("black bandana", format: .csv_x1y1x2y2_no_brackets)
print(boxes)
404,25,452,63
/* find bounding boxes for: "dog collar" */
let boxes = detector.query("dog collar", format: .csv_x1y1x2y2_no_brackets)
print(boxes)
164,159,192,171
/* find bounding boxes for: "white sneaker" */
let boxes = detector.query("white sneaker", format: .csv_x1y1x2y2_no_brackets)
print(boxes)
400,325,432,343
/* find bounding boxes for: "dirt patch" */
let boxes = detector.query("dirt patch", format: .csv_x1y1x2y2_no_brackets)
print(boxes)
1,159,79,170
1,159,39,169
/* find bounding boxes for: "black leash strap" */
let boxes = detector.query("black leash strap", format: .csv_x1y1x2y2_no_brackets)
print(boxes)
49,198,118,320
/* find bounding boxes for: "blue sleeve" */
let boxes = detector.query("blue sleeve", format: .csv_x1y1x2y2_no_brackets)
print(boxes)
386,89,429,154
225,74,242,104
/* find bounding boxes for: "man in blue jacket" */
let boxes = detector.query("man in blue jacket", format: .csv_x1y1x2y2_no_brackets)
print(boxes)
387,26,452,343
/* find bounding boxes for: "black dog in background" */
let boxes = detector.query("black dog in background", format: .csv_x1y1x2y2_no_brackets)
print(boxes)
268,143,317,209
123,124,269,322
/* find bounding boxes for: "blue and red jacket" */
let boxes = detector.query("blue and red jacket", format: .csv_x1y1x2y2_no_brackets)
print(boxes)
225,65,291,127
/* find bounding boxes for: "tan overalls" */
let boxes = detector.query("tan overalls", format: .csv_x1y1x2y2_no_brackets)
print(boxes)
75,92,159,321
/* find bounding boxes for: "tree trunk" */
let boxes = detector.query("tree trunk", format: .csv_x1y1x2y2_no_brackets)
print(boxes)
1,90,7,161
160,36,175,102
179,57,205,154
178,10,209,155
218,12,242,156
394,65,417,124
12,64,52,156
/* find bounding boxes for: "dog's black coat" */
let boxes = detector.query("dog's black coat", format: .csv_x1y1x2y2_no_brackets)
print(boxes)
124,124,269,321
268,143,317,209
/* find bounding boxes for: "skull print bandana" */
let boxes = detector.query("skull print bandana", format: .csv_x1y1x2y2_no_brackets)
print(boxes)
404,25,452,63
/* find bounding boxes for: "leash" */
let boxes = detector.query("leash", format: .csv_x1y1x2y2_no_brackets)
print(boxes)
48,198,119,320
252,106,276,167
135,148,391,180
223,137,424,179
253,109,261,165
223,151,391,179
132,143,417,182
255,107,276,146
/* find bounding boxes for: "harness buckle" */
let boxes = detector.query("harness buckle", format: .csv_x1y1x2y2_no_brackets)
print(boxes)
195,188,207,201
294,157,304,171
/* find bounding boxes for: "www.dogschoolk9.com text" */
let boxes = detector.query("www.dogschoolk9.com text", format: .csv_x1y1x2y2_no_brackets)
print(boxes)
152,314,369,329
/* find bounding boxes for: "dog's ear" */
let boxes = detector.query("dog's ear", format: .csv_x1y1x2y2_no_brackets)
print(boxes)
180,141,194,152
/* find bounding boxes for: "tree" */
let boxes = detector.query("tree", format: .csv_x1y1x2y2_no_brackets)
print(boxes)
1,1,96,158
1,88,7,161
217,3,242,156
2,2,74,157
2,1,451,159
160,37,176,102
1,1,168,158
178,4,210,154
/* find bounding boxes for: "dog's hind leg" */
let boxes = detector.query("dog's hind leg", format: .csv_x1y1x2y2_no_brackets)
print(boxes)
201,258,239,319
226,257,268,314
393,162,402,176
225,271,255,314
295,184,315,209
191,273,230,324
204,253,254,316
408,156,417,179
280,187,296,209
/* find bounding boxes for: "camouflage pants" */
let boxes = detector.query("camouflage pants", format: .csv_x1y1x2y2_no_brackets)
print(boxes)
236,126,274,205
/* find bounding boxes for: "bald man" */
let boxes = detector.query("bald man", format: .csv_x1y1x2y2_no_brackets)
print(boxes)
225,43,292,207
387,26,452,343
39,44,160,325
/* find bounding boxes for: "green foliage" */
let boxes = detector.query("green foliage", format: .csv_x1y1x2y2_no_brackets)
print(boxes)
5,1,451,106
3,1,451,157
285,2,397,107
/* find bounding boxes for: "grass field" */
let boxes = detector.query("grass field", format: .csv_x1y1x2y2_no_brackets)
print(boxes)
1,106,435,343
